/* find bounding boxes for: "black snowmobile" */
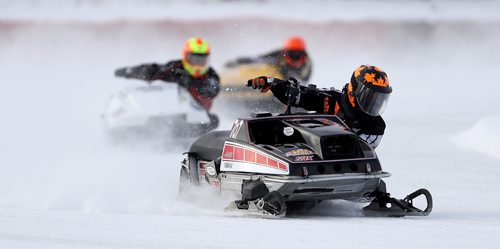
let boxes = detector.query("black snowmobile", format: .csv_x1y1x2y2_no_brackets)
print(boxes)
179,79,432,217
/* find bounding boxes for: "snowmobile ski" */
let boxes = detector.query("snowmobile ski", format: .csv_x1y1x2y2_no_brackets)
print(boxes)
363,188,433,217
225,191,287,218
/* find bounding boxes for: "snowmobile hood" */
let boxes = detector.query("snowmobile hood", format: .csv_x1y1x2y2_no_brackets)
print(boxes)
257,143,322,162
268,120,364,161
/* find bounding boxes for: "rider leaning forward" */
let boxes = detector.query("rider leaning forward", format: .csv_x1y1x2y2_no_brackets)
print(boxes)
115,37,220,112
249,65,392,148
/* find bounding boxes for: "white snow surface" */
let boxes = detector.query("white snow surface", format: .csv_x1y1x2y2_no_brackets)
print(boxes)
455,116,500,160
1,1,500,248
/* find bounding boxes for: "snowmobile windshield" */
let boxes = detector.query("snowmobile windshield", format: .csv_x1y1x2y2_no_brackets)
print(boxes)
186,53,209,66
354,84,391,116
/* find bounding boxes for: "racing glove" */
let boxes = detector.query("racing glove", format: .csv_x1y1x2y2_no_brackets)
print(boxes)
114,67,131,78
114,64,161,82
248,76,272,92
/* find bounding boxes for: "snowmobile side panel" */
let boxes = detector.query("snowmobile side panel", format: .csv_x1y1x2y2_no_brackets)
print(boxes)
189,131,230,161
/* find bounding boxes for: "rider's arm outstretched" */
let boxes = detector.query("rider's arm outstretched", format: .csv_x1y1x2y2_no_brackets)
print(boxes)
225,51,280,68
248,76,336,114
114,61,180,83
248,64,392,149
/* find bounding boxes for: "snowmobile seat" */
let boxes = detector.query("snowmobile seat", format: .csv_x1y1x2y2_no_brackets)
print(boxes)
189,130,230,161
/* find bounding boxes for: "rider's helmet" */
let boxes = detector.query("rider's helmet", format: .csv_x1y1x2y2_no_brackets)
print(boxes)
283,36,307,68
182,37,210,78
347,65,392,116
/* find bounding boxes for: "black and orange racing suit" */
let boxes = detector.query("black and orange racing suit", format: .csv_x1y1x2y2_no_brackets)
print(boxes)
115,60,220,111
269,79,386,148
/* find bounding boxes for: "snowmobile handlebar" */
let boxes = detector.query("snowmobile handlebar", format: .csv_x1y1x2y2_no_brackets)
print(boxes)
247,77,302,114
246,77,290,87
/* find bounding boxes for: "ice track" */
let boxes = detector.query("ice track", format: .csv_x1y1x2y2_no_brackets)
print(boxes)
1,7,500,249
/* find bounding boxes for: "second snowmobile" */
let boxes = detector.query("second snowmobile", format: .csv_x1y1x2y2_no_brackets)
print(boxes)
217,63,285,114
102,83,218,142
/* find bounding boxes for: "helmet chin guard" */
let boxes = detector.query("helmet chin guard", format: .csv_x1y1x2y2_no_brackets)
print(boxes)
182,60,209,78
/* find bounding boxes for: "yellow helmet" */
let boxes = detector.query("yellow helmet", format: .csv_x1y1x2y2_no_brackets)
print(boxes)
182,37,210,78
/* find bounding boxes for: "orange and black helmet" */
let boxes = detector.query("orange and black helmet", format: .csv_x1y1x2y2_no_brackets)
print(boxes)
283,36,307,68
347,65,392,116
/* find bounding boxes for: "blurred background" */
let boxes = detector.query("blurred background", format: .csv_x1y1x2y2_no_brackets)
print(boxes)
0,0,499,248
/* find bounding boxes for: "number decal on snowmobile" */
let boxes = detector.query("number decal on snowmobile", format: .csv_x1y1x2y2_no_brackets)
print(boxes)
230,120,243,139
223,162,233,169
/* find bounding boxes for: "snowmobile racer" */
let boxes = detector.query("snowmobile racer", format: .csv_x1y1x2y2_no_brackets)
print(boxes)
249,65,391,148
115,37,220,114
179,71,432,218
226,36,312,84
217,36,312,114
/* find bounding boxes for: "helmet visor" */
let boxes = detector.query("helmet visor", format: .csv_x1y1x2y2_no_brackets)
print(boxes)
285,50,306,68
354,84,390,116
286,50,306,61
186,53,209,66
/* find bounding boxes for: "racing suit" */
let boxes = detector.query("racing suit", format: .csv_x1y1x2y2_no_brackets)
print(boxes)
115,60,220,111
268,79,386,148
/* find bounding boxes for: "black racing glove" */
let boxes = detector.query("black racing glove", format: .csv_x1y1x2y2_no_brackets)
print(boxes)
247,76,272,92
114,67,131,78
114,64,161,81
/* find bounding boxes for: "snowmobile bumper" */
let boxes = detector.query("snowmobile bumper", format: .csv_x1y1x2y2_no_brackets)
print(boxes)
263,171,391,184
220,171,391,202
223,172,391,217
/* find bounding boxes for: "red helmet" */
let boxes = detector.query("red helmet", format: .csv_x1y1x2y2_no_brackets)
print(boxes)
283,36,307,68
347,65,392,116
284,36,306,50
